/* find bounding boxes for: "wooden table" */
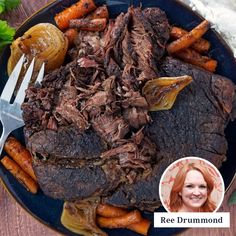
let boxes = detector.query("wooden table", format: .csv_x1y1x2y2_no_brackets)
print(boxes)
0,1,236,235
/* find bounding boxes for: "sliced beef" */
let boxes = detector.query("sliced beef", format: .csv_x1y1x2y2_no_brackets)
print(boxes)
28,125,105,160
152,57,235,167
33,159,107,200
28,125,108,200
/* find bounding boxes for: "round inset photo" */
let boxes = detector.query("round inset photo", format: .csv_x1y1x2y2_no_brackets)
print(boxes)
159,157,225,212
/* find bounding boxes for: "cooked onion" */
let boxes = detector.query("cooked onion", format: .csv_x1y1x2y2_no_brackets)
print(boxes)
61,199,107,236
142,75,193,111
7,23,68,76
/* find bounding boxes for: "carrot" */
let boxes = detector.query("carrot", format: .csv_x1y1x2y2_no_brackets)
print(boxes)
4,136,37,181
127,218,151,236
203,60,218,72
96,204,128,217
64,28,78,46
87,5,109,20
1,156,38,194
170,26,210,53
69,18,107,31
54,0,97,30
96,204,151,235
174,48,217,72
97,210,142,228
167,20,210,54
170,26,191,39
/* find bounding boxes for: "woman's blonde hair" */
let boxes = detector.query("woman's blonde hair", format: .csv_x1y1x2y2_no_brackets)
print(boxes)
169,162,216,212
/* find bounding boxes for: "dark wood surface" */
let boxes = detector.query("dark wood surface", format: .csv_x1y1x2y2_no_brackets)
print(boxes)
0,1,236,235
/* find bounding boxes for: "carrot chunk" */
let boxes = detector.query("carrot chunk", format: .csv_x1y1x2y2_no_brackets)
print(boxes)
54,0,96,30
97,210,142,228
174,48,217,72
64,28,78,46
97,204,128,217
1,156,38,194
170,26,210,53
167,20,210,54
4,136,37,181
96,204,151,235
127,218,151,236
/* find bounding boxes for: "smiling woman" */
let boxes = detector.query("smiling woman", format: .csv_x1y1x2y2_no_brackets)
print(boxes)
169,162,217,212
159,157,225,213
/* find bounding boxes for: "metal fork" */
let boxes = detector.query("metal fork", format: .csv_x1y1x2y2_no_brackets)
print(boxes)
0,54,45,155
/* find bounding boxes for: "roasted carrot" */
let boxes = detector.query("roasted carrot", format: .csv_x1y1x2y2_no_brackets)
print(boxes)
87,5,109,20
174,48,217,72
64,28,78,46
4,136,37,181
69,18,107,31
170,26,191,39
97,210,142,228
96,204,128,217
54,0,97,30
127,218,151,236
1,156,38,194
167,20,210,54
96,204,150,235
203,59,218,72
170,26,210,53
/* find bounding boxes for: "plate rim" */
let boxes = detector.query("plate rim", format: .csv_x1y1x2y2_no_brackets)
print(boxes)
0,0,236,235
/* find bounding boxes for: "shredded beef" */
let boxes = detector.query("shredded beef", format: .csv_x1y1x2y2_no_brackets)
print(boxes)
22,7,171,207
92,115,129,144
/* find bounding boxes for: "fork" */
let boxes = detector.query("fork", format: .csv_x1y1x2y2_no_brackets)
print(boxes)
0,54,45,156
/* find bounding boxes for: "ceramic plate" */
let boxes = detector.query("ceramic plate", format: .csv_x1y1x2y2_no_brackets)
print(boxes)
0,0,236,235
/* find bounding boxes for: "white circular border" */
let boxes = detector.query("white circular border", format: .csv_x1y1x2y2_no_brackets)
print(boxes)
159,156,225,212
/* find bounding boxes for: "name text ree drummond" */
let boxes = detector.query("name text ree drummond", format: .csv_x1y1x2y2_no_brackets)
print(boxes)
154,212,230,228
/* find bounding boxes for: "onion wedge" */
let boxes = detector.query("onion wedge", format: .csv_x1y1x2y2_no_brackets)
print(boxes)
142,75,193,111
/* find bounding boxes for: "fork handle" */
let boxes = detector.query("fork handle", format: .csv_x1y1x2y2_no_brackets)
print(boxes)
0,126,11,157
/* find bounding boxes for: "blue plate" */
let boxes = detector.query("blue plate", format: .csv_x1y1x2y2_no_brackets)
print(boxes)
0,0,236,235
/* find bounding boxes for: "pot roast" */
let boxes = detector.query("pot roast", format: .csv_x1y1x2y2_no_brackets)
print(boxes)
22,7,236,211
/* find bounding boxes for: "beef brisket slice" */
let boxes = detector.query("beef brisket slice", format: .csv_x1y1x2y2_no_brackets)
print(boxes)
152,57,235,167
33,159,107,200
28,126,105,160
27,126,109,200
103,57,236,210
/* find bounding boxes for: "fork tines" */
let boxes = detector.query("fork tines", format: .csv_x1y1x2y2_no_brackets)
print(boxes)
1,55,45,105
1,54,26,103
